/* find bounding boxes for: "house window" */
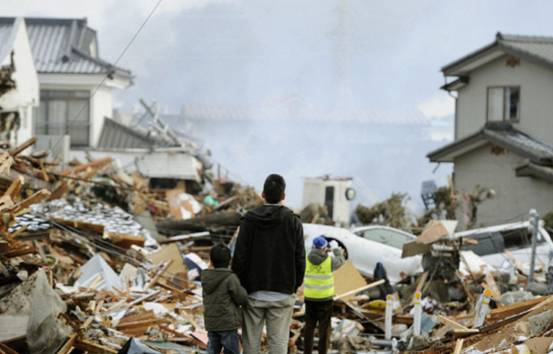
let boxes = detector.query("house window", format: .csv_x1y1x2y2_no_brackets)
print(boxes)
36,90,90,147
487,86,520,122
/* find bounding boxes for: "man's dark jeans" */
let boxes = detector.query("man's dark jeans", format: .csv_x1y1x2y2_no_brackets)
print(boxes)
207,330,240,354
303,300,333,354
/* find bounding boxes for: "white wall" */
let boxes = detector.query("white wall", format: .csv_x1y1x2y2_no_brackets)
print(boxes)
0,19,39,145
454,143,553,229
456,56,553,145
302,178,353,225
91,86,113,146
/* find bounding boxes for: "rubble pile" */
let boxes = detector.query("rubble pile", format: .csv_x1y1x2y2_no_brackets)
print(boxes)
0,138,262,353
2,138,553,353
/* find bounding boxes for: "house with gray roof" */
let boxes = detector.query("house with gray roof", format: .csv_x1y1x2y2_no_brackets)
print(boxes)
0,17,132,149
428,32,553,229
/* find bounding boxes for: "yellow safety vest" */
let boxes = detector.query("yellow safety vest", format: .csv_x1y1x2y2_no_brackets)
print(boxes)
304,256,334,300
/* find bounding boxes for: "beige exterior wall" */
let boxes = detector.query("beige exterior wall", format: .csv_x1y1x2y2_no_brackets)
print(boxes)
454,143,553,229
456,56,553,146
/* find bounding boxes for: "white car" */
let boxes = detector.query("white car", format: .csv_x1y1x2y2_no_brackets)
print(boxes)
303,224,421,282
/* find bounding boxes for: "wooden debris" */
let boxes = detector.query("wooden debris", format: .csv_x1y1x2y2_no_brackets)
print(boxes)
333,279,385,301
453,338,464,354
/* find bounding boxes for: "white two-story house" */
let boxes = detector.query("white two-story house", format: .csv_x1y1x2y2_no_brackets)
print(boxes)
0,16,133,149
428,32,553,229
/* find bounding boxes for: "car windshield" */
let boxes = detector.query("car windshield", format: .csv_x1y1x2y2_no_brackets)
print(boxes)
461,228,546,256
358,228,413,249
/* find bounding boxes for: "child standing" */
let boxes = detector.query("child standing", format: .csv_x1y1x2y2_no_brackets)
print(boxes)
303,236,345,354
201,244,248,354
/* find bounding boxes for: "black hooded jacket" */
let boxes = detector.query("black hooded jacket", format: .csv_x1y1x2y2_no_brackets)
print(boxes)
232,204,305,295
201,268,248,331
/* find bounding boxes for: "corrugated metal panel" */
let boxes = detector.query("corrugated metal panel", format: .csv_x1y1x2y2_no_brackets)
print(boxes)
26,21,108,74
97,118,160,149
0,19,15,63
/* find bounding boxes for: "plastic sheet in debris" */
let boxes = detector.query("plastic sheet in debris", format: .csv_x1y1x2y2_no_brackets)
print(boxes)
143,302,169,316
331,318,363,342
117,337,161,354
27,270,73,354
459,250,496,276
0,269,73,354
120,263,148,290
143,340,198,353
184,252,208,280
75,254,124,291
166,191,203,220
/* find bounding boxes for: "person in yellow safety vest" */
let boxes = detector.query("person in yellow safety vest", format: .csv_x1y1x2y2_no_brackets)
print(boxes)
303,236,345,354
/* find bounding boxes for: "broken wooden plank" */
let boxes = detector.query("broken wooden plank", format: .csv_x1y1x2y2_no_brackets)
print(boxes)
50,218,104,234
106,232,145,248
411,271,428,305
333,279,385,301
64,157,113,176
12,189,51,214
0,343,19,354
487,297,546,321
436,314,474,332
48,181,68,201
74,339,118,354
145,260,172,290
0,153,13,176
9,137,36,157
56,333,77,354
333,260,368,302
1,243,36,258
453,338,464,354
484,272,501,302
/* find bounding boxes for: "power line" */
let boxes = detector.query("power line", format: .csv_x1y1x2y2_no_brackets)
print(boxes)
69,0,164,123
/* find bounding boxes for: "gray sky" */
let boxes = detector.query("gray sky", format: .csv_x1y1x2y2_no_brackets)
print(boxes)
4,0,553,120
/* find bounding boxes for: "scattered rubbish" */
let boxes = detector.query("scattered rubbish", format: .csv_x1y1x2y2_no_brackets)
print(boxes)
75,254,124,291
1,137,553,354
117,338,161,354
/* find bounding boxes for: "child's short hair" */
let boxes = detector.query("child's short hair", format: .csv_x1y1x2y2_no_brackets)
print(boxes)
210,244,231,268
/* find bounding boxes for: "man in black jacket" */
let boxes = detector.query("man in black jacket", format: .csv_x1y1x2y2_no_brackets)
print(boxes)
232,174,305,354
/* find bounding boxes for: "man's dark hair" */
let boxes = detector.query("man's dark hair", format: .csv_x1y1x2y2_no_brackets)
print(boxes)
263,174,286,204
210,244,231,268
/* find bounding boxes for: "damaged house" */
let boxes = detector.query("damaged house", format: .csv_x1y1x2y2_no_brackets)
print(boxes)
428,32,553,229
0,16,133,151
0,17,207,191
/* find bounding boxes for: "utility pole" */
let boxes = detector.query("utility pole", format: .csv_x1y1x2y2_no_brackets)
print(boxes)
528,209,540,284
